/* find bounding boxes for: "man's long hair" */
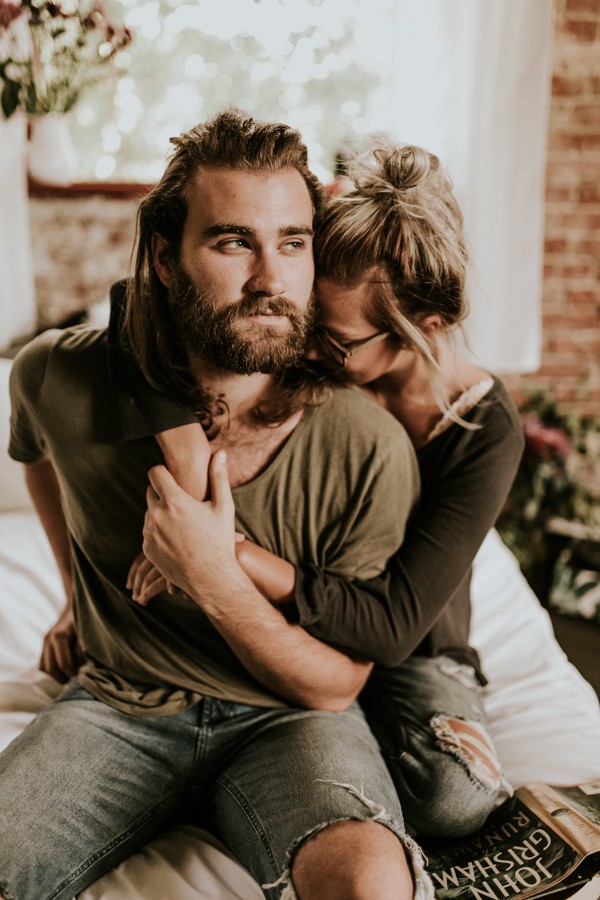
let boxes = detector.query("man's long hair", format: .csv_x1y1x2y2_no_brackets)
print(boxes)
121,109,326,427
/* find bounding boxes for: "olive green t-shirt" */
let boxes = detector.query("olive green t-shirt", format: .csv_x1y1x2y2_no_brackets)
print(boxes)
9,327,420,714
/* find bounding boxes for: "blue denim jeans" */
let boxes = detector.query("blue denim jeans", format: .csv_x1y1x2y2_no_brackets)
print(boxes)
0,680,429,900
362,655,504,838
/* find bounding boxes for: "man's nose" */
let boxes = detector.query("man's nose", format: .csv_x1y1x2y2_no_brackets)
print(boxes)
246,251,286,297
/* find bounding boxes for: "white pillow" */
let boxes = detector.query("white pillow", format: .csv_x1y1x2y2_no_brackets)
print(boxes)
0,357,33,511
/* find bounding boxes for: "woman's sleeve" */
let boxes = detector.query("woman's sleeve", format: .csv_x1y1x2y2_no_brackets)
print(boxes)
285,391,525,666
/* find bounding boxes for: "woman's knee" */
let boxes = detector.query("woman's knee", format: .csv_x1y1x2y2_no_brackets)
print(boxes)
387,714,503,837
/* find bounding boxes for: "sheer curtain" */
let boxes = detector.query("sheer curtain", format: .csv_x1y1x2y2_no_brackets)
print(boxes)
0,115,36,350
381,0,555,373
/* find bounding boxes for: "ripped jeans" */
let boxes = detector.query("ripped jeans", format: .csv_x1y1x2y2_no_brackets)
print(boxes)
0,679,431,900
361,655,505,839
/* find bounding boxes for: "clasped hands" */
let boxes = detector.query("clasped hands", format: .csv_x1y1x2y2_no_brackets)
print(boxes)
130,449,239,606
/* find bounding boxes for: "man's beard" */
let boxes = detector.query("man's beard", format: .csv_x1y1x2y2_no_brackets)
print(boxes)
167,263,316,375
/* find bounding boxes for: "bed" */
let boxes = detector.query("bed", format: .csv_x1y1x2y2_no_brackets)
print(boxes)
1,353,599,899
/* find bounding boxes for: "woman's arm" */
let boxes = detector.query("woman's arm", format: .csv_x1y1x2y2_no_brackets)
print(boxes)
290,387,525,666
235,539,296,604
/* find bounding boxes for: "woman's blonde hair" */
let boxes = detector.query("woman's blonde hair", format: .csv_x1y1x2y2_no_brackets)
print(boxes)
316,139,470,415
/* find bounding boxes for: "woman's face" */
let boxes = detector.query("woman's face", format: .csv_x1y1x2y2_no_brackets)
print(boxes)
315,277,407,385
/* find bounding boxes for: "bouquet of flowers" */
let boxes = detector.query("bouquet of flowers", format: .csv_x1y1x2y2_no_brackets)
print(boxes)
0,0,131,119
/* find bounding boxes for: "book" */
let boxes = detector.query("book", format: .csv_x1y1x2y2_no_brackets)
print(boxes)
420,780,600,900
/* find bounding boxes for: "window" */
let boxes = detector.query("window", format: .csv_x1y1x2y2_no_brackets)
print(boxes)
72,0,397,183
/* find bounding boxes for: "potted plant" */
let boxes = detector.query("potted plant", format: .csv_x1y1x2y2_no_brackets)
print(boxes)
0,0,131,183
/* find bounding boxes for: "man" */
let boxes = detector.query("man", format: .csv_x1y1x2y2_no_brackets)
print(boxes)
1,110,425,900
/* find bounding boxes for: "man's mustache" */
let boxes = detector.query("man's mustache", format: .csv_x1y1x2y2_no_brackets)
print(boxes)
228,295,307,321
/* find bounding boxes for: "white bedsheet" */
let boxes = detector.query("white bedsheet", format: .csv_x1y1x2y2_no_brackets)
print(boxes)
1,353,599,898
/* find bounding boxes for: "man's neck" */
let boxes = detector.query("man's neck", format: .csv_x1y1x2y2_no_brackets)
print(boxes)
188,358,303,486
189,358,276,426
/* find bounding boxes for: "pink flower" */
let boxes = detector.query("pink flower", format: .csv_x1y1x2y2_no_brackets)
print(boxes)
521,414,571,461
0,2,25,31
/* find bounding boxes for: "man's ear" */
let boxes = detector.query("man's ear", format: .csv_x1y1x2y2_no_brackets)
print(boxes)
152,234,173,287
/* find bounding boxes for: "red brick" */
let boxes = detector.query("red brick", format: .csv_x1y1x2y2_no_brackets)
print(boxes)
574,238,600,254
550,133,600,151
564,18,598,40
542,310,599,329
552,74,586,95
573,103,600,125
544,238,569,254
562,212,600,228
566,290,600,304
562,263,597,277
551,335,600,352
536,362,590,379
566,0,600,13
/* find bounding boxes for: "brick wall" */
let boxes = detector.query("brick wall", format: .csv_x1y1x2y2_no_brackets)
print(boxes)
507,0,600,418
30,192,138,329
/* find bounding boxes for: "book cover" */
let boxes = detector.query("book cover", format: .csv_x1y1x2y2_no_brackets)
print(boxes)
420,781,600,900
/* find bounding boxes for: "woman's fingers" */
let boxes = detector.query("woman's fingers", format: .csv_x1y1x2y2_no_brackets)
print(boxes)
127,550,169,605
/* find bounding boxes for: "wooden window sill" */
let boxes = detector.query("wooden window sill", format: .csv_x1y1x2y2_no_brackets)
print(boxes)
27,178,154,199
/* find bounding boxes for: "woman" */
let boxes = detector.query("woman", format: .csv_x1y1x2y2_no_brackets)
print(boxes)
127,138,524,839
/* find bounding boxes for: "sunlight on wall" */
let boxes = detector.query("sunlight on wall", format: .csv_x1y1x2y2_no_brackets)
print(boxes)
71,0,396,183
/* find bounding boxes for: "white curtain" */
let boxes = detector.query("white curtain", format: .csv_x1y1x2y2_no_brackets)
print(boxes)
0,1,36,350
0,114,36,350
380,0,555,373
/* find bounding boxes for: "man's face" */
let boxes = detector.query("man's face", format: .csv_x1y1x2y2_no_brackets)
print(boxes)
155,166,316,375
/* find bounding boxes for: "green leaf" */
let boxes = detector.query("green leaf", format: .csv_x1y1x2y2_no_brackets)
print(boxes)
1,79,22,119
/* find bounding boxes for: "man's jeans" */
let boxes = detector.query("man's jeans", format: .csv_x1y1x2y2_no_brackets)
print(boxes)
0,680,427,900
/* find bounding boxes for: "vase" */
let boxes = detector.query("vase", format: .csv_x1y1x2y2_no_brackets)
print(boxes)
28,113,78,187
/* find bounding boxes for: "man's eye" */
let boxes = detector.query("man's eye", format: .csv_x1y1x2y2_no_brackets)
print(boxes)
283,239,306,252
218,238,249,251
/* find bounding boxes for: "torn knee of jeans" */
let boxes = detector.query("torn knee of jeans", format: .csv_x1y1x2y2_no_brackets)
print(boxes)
262,780,434,900
430,714,502,792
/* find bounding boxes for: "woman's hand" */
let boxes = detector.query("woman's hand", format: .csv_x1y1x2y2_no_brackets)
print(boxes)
127,551,177,605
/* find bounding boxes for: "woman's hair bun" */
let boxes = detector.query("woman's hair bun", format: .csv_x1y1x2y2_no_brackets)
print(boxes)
347,140,440,201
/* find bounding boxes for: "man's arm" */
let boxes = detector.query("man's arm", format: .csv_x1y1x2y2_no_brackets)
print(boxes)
143,454,373,711
24,458,84,682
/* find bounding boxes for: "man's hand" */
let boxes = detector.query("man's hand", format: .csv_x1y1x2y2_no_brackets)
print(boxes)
143,450,236,601
39,604,85,683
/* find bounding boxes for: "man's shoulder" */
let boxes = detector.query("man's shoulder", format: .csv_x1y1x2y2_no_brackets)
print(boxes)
16,324,107,359
320,385,411,439
306,385,418,477
13,325,108,375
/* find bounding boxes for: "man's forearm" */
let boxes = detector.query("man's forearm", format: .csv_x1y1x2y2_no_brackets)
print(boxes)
187,559,372,711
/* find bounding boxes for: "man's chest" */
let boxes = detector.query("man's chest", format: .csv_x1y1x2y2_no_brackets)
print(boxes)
211,412,302,486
